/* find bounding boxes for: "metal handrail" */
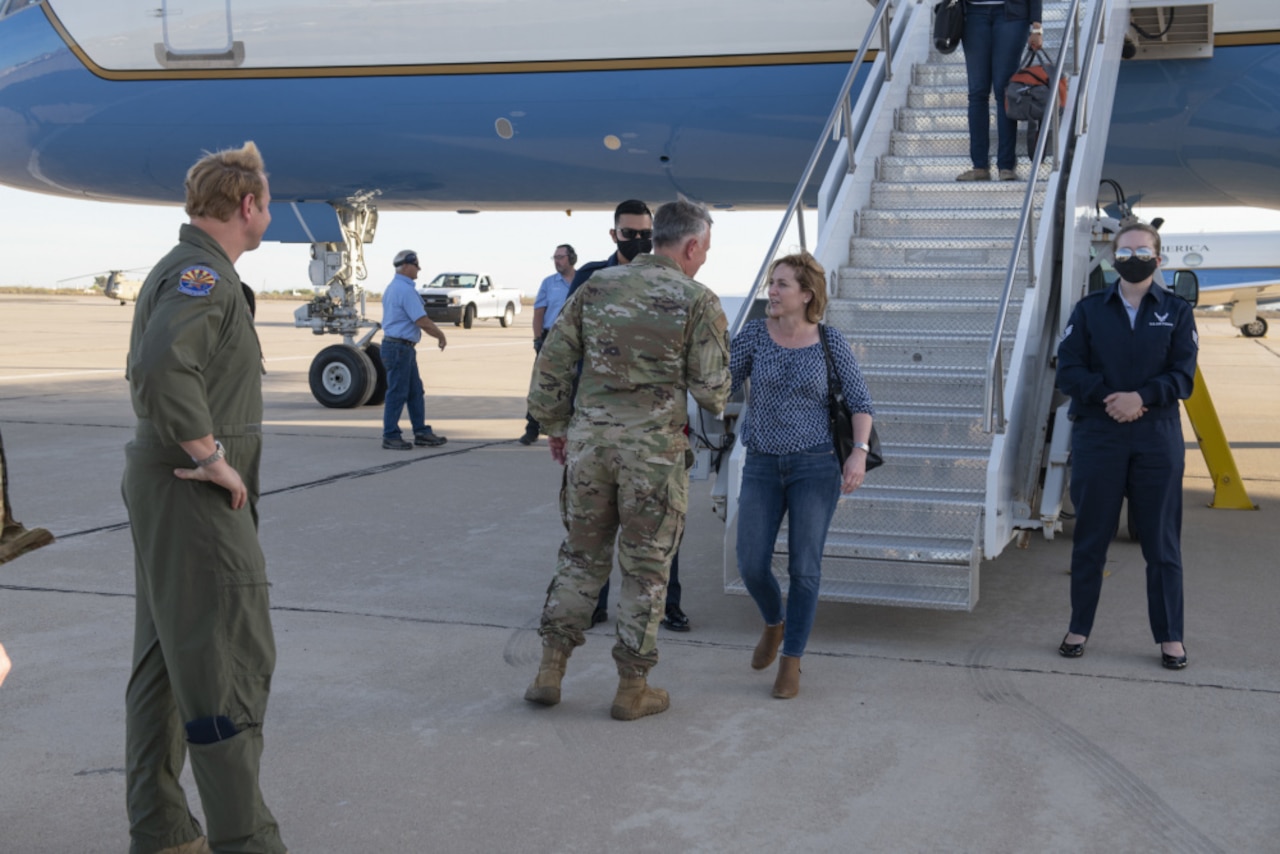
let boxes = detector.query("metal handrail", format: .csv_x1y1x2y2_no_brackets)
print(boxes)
729,0,900,339
982,0,1113,432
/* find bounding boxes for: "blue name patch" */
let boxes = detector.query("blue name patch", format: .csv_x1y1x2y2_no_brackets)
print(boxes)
177,265,219,297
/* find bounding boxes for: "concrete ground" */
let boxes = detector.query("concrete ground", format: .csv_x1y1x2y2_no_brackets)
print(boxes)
1,294,1277,854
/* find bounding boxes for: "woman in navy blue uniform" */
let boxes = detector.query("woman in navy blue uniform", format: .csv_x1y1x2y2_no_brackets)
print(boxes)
1056,223,1197,669
730,253,875,698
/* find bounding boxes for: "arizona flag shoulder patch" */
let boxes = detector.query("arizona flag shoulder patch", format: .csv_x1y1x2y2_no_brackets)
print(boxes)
177,265,219,297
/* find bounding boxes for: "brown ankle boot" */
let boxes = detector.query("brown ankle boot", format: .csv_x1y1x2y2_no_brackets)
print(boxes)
772,655,801,699
524,646,569,706
751,622,785,670
610,675,670,721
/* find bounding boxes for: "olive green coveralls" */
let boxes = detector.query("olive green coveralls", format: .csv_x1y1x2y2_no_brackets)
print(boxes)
122,225,285,854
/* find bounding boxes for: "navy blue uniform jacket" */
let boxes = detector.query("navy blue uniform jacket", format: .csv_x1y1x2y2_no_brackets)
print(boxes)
1057,282,1198,421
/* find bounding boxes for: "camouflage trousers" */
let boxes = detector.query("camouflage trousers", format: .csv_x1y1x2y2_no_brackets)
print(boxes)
538,442,688,675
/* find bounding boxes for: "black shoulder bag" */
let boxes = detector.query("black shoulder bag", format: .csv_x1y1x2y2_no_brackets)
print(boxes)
933,0,965,55
820,325,883,471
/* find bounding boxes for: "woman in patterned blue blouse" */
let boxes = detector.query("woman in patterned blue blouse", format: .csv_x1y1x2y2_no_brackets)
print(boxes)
730,252,874,698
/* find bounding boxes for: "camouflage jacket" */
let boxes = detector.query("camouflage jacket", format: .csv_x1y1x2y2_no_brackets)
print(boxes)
528,253,731,459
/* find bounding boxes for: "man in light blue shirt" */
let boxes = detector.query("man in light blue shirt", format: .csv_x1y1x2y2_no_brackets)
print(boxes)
519,244,576,444
381,249,448,450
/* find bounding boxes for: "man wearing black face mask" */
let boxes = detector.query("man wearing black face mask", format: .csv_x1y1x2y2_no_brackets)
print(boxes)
1056,221,1198,671
567,199,654,298
565,200,690,633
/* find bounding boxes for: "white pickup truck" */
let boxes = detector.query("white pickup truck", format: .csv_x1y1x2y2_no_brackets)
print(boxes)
416,272,522,329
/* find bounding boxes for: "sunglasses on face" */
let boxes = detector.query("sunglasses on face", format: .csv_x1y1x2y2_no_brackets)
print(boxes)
617,228,653,240
551,254,569,260
1114,247,1157,262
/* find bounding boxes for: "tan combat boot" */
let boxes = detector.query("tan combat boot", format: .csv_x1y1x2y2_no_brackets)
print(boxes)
751,622,785,670
157,837,212,854
0,523,53,566
524,646,569,706
772,655,801,699
610,674,670,721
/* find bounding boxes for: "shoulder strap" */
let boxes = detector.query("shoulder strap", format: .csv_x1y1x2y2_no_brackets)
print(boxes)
818,324,845,404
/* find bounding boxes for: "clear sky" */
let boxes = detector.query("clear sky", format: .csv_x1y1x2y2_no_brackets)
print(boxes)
0,186,798,299
3,185,1279,298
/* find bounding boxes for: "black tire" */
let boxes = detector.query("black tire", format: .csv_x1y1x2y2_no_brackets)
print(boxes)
1241,317,1268,338
364,342,388,406
500,303,515,328
462,303,476,329
309,344,375,408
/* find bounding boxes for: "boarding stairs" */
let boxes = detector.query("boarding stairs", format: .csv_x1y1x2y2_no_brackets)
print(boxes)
716,0,1131,610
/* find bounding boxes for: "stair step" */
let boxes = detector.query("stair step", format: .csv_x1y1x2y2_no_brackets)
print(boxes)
848,237,1026,269
841,448,990,492
826,299,1022,337
827,491,983,539
820,532,977,564
852,333,1014,371
890,130,1035,157
858,209,1028,239
838,271,1023,300
871,408,993,451
878,156,1053,184
872,181,1046,210
862,369,988,407
726,570,976,610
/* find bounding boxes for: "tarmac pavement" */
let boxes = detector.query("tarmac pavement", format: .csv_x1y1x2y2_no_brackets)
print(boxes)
1,294,1277,853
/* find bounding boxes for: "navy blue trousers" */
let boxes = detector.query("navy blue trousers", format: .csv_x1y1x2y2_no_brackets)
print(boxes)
1068,416,1185,643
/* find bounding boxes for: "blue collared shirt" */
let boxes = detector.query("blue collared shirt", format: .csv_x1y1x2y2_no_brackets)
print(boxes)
534,271,573,331
381,273,426,341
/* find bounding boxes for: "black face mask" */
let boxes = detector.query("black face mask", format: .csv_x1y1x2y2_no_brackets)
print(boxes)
1114,257,1159,284
616,237,652,262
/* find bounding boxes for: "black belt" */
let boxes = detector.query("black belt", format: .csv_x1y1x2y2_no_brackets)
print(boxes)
384,336,417,347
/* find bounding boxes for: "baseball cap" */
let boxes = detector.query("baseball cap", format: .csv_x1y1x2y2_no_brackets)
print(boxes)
393,250,419,267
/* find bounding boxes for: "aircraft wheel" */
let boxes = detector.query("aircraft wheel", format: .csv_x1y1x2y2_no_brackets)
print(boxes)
309,344,375,408
363,342,388,406
1241,317,1268,338
463,304,476,329
500,303,516,328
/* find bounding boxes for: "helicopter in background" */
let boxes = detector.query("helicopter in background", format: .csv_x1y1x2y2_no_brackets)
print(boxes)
57,267,147,305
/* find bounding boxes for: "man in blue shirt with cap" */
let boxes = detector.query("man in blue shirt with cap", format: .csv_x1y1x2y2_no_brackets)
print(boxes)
381,249,448,450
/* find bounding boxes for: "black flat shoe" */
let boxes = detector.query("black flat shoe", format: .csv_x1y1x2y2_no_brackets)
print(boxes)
1161,649,1188,670
1058,634,1087,658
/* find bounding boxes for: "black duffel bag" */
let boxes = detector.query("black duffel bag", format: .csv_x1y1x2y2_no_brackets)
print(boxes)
933,0,965,54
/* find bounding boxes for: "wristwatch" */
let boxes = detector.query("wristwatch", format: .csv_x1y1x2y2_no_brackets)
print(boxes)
852,442,872,454
193,440,225,467
1030,24,1044,34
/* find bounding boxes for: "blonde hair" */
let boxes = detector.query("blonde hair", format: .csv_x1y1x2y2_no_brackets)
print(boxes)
1115,222,1162,257
184,141,267,221
770,252,827,323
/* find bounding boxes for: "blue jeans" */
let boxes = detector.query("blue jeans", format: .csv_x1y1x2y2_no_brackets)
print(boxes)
381,339,428,440
736,444,842,658
962,3,1028,172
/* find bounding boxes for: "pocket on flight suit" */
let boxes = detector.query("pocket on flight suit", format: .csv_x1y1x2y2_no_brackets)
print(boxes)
203,491,275,724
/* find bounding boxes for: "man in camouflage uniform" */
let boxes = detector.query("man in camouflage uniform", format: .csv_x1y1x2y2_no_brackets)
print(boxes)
122,142,287,854
524,198,731,721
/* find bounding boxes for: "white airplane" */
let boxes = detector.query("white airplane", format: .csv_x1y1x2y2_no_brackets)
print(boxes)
1158,231,1280,337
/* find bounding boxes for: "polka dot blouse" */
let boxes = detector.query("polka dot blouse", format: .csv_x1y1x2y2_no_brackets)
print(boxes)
729,320,874,455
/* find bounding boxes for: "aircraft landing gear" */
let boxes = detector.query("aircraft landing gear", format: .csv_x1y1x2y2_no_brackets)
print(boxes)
1241,317,1268,338
293,194,389,407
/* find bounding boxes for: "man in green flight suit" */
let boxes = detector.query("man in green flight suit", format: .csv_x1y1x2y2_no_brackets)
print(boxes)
122,141,287,854
524,198,732,721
